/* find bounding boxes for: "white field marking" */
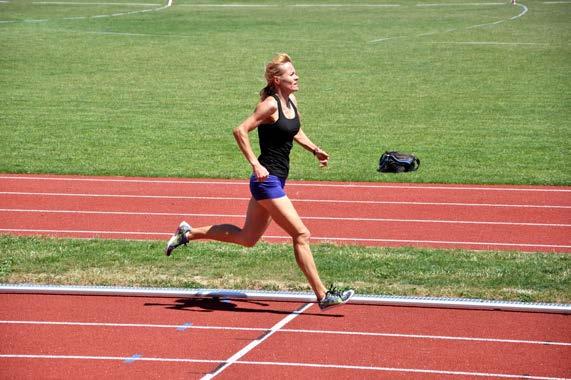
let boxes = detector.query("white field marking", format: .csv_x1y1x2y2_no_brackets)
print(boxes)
371,3,529,43
1,175,570,192
0,355,567,379
429,41,549,46
417,2,504,6
1,320,569,346
201,303,312,380
543,1,571,3
2,0,171,23
33,2,160,5
64,29,163,36
2,209,569,228
1,228,570,249
178,3,276,6
176,3,401,7
2,191,570,209
416,2,506,7
291,3,401,7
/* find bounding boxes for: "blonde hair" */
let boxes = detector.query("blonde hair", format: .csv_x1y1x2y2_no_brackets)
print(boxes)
259,53,292,100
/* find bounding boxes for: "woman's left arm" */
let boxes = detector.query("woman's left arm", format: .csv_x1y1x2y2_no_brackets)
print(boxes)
291,94,329,167
294,128,329,167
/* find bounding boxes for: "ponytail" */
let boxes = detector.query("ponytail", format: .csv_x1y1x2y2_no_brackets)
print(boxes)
259,84,275,100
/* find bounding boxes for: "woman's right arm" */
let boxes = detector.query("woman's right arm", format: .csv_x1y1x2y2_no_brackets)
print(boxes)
232,98,276,181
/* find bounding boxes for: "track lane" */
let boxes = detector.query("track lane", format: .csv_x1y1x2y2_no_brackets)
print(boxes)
1,294,569,379
0,174,570,252
2,209,570,251
1,175,570,205
1,193,570,224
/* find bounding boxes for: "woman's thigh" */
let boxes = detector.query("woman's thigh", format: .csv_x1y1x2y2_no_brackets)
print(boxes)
258,196,308,237
241,197,272,241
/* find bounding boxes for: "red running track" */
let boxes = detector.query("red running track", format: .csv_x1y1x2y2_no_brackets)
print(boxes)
0,174,570,252
1,293,570,379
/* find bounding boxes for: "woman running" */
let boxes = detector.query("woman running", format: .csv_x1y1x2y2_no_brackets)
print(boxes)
165,53,354,310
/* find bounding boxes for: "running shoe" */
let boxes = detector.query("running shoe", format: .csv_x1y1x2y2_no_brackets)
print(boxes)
318,285,355,310
165,221,191,256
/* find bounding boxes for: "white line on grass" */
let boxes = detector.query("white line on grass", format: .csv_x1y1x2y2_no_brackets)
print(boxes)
176,3,401,7
33,2,161,5
291,3,401,7
1,320,569,346
2,0,171,23
0,354,567,379
2,208,569,228
2,191,570,209
417,2,504,6
371,3,529,43
429,41,549,46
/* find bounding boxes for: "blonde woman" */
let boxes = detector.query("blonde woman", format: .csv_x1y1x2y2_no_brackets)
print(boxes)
166,53,354,310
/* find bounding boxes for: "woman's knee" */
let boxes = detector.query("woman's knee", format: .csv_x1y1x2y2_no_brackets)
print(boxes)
240,234,262,248
293,229,311,245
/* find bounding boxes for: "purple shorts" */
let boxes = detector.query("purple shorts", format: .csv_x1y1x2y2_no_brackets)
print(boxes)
249,175,286,201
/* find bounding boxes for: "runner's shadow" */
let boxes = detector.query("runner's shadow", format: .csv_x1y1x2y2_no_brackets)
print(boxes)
145,297,342,317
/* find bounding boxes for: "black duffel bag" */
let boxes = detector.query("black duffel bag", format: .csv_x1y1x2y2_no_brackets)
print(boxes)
377,151,420,173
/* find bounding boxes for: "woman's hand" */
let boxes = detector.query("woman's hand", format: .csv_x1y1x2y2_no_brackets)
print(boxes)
314,148,330,167
253,163,270,182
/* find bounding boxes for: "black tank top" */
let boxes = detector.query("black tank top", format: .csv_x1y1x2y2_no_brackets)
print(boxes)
257,95,300,179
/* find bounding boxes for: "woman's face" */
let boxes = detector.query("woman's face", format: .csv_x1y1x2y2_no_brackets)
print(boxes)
275,62,299,92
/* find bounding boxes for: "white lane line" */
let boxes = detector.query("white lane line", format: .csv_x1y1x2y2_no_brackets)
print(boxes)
2,209,569,228
1,320,568,346
201,303,312,380
1,175,569,192
2,191,569,209
1,228,570,249
0,354,221,364
0,228,166,236
0,354,567,379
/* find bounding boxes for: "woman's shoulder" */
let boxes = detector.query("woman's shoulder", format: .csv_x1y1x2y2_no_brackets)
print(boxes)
254,96,278,118
257,95,278,111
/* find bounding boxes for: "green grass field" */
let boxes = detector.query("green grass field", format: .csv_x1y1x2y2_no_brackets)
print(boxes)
1,235,570,303
1,1,569,302
1,0,569,184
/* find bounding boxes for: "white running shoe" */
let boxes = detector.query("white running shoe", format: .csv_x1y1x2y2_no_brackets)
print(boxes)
165,221,191,256
318,286,355,310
